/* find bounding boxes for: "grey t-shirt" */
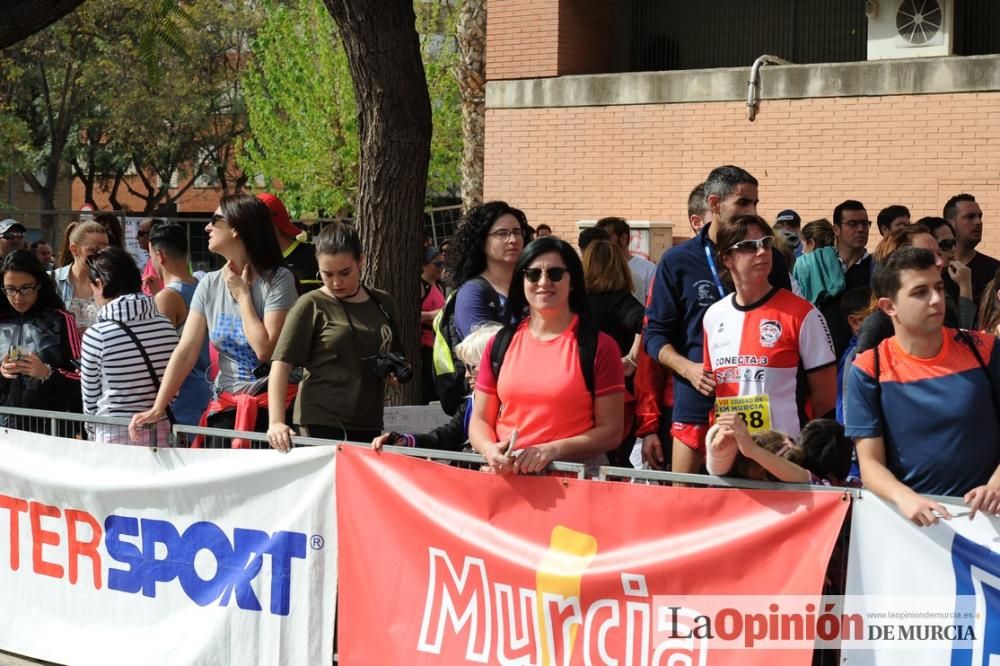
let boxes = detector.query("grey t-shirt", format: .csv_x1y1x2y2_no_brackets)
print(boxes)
190,266,298,394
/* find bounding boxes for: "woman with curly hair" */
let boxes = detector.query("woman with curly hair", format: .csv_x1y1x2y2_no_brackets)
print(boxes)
446,201,532,341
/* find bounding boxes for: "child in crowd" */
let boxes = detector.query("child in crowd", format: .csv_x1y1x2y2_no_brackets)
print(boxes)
835,287,872,424
707,413,859,486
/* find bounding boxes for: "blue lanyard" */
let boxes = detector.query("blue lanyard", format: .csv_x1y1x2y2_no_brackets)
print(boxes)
703,241,726,298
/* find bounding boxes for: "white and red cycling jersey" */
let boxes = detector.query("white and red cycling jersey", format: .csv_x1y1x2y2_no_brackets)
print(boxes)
702,287,835,437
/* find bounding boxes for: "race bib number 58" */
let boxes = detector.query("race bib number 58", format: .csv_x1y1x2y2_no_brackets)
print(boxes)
715,394,772,433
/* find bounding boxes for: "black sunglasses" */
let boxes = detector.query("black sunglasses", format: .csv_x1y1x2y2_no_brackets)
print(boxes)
210,214,226,227
938,238,957,251
523,267,567,283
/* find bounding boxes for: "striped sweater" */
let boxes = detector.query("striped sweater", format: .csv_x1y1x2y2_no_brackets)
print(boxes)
81,293,178,419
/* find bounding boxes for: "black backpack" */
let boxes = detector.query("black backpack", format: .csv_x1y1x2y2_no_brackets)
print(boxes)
489,318,599,399
431,276,502,415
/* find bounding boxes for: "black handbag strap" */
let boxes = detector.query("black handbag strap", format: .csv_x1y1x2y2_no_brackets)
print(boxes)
110,320,176,425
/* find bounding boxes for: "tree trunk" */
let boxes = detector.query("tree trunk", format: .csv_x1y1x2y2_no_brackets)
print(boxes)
323,0,432,406
457,0,486,212
0,0,88,49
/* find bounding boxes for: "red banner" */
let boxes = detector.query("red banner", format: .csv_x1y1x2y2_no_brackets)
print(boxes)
336,447,849,665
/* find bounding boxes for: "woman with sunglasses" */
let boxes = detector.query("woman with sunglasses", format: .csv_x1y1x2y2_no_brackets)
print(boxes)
0,250,82,432
468,236,625,474
419,246,447,403
128,194,297,443
702,214,836,439
920,216,975,324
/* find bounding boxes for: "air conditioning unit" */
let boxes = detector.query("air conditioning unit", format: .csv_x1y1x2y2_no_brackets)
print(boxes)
867,0,954,60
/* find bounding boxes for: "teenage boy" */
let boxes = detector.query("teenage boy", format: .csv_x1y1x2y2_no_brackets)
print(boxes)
845,247,1000,526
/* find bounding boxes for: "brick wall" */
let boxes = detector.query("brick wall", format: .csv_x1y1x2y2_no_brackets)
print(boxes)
487,0,560,80
484,93,1000,259
487,0,613,80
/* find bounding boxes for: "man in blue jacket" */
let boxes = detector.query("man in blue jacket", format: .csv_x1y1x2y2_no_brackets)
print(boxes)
643,165,790,474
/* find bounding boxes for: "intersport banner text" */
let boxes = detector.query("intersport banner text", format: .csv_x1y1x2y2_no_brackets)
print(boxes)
0,430,337,666
336,447,849,665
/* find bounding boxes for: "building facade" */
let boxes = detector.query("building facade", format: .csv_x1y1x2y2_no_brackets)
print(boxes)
484,0,1000,258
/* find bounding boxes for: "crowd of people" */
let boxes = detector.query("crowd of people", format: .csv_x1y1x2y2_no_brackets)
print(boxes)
0,169,997,526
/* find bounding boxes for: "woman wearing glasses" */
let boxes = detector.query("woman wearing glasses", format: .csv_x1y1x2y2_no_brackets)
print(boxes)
468,236,625,474
420,246,447,403
702,214,837,440
447,201,532,341
0,250,82,431
128,194,297,443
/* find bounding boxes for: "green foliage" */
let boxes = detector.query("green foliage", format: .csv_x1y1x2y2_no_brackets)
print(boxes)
240,0,461,216
241,0,359,215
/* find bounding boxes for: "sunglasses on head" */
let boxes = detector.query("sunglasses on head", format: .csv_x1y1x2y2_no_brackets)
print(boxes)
938,238,957,251
727,236,775,253
523,267,567,283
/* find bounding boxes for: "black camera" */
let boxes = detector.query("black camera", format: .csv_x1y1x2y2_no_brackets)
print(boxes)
372,351,413,384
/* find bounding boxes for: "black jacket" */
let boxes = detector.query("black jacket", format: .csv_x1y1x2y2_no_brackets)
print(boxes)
0,307,82,413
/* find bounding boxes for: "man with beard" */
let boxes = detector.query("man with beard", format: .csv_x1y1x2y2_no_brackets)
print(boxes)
945,193,999,309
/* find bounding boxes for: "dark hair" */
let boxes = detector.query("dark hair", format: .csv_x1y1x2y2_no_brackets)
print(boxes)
595,216,629,239
714,214,774,287
840,286,872,320
833,200,866,227
801,219,835,249
0,250,65,314
218,194,284,275
94,212,125,249
583,239,634,295
916,216,954,237
148,221,188,259
687,182,708,218
943,193,976,222
315,220,363,259
798,419,853,484
535,224,552,234
445,201,531,289
30,240,49,252
871,224,931,265
872,246,937,300
503,237,590,327
578,226,610,252
87,246,142,299
876,205,910,234
978,268,1000,335
704,165,757,203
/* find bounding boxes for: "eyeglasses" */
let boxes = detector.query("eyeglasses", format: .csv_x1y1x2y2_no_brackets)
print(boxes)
2,284,38,297
726,236,775,253
843,219,872,229
488,228,524,241
938,238,957,251
210,214,227,227
2,232,24,241
523,266,567,283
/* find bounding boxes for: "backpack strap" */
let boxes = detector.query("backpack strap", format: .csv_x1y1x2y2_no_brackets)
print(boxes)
110,320,176,425
956,329,999,415
420,279,431,303
489,319,597,400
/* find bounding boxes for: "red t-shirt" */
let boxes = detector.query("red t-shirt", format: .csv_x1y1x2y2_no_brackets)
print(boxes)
475,316,625,450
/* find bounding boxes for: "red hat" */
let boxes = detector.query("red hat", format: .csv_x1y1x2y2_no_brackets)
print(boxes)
256,193,301,239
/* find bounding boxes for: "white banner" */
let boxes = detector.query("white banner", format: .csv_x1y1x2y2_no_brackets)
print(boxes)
0,430,336,666
844,490,1000,665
